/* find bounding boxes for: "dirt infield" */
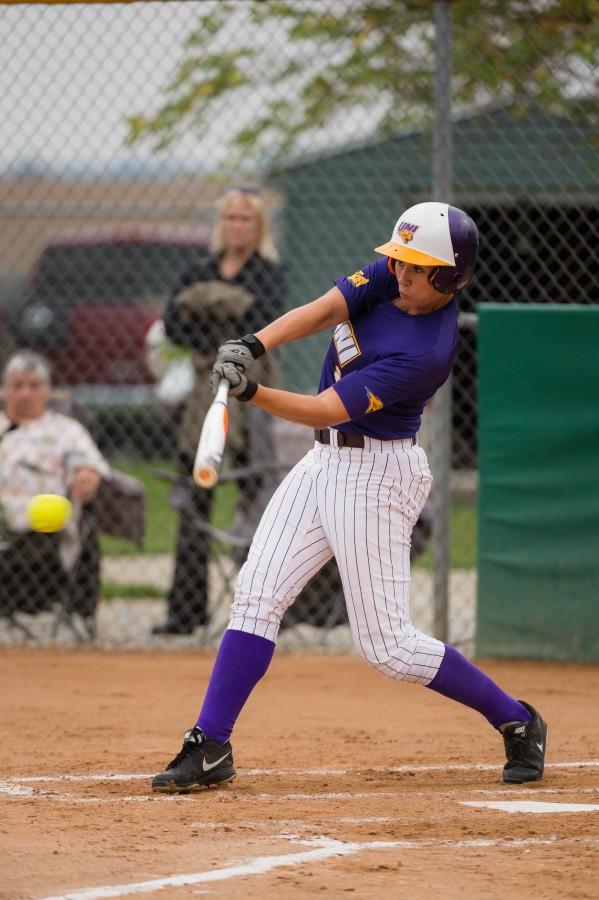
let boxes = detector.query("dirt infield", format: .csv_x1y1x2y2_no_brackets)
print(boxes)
2,648,599,899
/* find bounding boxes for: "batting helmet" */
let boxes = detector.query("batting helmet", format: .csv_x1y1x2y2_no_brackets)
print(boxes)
374,201,479,293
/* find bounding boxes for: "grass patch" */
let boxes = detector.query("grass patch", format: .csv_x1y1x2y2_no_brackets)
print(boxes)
100,459,177,555
211,481,238,531
414,497,477,570
100,459,477,569
100,459,239,556
102,582,164,600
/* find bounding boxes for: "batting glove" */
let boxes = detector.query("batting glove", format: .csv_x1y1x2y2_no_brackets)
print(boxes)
211,361,258,402
215,334,265,373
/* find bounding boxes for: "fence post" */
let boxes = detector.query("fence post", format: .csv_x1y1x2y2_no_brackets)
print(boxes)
430,0,453,642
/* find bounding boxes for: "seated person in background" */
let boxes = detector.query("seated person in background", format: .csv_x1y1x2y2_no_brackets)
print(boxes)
0,351,110,631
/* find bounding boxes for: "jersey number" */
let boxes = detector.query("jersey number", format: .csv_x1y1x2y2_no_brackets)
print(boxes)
333,321,361,367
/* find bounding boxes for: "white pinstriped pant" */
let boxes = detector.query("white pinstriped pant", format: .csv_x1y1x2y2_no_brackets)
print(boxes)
229,432,446,684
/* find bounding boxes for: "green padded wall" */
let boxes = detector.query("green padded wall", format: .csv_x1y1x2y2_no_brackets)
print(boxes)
476,304,599,660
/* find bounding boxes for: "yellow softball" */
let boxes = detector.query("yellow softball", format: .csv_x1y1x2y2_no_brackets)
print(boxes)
26,494,72,533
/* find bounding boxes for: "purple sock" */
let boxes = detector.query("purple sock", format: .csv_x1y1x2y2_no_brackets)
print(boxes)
196,629,275,744
426,645,532,729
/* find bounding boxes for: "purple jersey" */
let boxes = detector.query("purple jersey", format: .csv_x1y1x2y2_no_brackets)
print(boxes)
318,257,458,439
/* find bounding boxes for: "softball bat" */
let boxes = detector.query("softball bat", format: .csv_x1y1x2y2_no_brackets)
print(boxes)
193,379,230,488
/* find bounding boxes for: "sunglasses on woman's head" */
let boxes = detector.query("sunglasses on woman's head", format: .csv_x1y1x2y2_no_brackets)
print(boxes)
223,185,261,196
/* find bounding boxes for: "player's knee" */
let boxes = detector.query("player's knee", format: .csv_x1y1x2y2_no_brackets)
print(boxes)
357,642,431,684
229,587,291,637
232,589,287,619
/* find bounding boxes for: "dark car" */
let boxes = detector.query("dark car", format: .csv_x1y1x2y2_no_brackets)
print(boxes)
12,226,209,385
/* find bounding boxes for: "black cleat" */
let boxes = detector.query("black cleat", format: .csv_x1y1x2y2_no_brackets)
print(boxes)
502,701,547,784
152,727,236,793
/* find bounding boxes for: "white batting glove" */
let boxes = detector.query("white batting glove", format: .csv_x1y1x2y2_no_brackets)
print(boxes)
215,334,265,373
210,361,258,402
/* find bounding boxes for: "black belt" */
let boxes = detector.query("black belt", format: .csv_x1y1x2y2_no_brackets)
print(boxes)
314,428,416,448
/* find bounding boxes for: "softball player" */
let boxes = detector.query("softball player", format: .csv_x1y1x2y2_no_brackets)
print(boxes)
152,202,547,793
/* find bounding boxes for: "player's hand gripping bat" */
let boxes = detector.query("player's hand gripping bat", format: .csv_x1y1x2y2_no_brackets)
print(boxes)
193,379,230,488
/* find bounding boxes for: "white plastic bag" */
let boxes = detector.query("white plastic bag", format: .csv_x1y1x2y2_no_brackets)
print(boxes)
155,358,194,407
144,318,194,407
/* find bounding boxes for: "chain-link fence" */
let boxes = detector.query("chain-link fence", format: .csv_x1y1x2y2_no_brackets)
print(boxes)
0,0,597,651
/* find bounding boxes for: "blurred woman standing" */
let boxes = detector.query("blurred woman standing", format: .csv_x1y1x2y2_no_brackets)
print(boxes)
153,187,286,636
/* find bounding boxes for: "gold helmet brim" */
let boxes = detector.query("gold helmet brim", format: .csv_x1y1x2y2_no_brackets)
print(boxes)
374,240,453,267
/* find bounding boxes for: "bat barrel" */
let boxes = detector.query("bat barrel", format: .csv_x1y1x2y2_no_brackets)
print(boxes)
194,461,219,488
192,379,230,488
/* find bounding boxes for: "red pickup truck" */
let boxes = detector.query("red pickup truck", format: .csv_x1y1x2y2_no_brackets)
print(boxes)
12,226,209,385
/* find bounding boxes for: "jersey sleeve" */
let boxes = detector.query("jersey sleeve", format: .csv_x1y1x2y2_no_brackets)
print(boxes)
334,258,392,318
331,355,432,420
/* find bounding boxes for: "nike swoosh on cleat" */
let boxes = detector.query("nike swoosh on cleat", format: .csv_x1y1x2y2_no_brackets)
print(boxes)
536,742,544,752
202,752,231,772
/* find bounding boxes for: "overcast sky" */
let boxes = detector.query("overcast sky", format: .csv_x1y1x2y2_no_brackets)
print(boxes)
1,1,389,179
0,2,242,175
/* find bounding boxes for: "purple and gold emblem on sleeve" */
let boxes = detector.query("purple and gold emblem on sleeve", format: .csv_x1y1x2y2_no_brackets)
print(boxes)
347,270,369,287
365,387,383,413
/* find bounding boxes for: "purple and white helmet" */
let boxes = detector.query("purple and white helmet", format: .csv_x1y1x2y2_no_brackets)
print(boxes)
374,201,479,293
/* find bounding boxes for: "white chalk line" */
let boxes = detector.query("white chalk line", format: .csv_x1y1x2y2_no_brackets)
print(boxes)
8,774,150,784
462,800,599,814
0,785,156,804
247,761,599,776
39,834,599,900
3,782,599,808
2,760,598,806
188,787,599,830
188,816,394,831
7,759,599,784
190,793,599,829
0,783,409,805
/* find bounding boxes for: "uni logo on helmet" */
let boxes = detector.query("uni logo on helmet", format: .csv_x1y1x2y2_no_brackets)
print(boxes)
397,222,419,243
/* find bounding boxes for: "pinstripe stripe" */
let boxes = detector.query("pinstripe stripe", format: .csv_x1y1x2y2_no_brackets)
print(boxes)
236,463,311,630
273,546,333,600
254,473,313,628
373,455,396,651
336,448,364,657
404,447,418,523
349,448,376,661
349,448,380,661
290,535,329,560
240,469,305,626
232,438,444,681
380,491,413,674
335,450,366,655
360,443,439,680
232,451,334,640
324,448,334,553
271,548,333,621
358,451,394,664
392,448,412,650
386,482,402,631
332,452,340,554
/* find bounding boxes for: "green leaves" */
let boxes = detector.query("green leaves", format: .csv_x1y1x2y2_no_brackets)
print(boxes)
125,0,598,164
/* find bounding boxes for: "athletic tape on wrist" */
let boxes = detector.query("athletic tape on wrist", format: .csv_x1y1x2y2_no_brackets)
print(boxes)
236,380,259,402
241,334,266,359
